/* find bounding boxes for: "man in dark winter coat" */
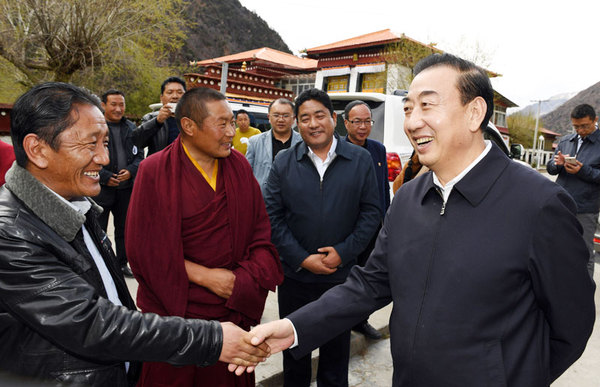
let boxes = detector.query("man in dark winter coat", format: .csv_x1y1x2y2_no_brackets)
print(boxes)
94,89,143,277
249,53,596,387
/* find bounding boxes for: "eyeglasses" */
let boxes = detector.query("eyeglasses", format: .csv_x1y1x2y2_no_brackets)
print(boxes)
348,119,374,126
572,123,595,131
271,113,292,119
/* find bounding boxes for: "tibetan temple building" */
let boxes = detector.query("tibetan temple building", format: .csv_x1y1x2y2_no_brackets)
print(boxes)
185,47,317,106
304,29,517,140
184,29,517,140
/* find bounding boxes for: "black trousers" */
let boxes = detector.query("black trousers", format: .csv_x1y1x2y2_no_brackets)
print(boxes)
95,186,132,267
278,277,350,387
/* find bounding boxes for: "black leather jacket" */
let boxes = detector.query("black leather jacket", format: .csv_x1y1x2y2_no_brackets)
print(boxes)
99,118,144,190
131,111,170,156
0,165,222,386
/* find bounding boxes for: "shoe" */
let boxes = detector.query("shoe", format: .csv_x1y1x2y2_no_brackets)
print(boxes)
352,321,382,340
121,265,134,278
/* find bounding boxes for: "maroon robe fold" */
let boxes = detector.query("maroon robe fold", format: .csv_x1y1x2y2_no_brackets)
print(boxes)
125,137,283,386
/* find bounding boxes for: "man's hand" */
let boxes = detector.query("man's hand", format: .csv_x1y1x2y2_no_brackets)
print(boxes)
564,159,583,174
184,261,236,299
116,169,131,182
251,319,295,354
300,253,336,274
228,319,295,375
156,104,174,124
554,151,567,166
318,246,341,269
106,174,120,187
219,322,270,369
204,268,236,299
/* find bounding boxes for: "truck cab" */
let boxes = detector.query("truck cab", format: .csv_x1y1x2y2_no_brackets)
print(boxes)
329,91,412,165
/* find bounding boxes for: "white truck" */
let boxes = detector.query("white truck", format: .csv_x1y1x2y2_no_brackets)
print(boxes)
328,91,412,165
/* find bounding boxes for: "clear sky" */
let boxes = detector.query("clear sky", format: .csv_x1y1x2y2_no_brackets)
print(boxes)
238,0,598,109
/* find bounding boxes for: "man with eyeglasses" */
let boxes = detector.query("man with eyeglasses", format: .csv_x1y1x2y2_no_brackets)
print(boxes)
246,98,302,193
343,100,390,340
547,103,600,278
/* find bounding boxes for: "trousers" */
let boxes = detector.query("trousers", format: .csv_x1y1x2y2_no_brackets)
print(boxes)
278,277,350,387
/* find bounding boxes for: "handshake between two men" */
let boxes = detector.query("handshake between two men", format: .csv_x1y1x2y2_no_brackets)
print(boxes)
225,319,294,375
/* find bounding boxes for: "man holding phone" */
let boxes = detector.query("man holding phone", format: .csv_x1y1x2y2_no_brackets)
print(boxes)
547,103,600,278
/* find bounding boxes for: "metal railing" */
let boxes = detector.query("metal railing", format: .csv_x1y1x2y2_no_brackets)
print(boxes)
518,149,554,168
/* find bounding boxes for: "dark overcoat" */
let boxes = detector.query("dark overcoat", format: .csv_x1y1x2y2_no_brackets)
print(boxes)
289,144,596,386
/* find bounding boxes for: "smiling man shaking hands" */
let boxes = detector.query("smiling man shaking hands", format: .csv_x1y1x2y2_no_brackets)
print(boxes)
249,54,595,387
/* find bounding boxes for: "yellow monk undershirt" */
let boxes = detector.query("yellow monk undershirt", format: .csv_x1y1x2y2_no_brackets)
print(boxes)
182,142,218,191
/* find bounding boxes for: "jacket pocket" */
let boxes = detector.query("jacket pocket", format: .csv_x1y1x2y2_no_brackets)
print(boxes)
51,363,127,387
484,340,508,387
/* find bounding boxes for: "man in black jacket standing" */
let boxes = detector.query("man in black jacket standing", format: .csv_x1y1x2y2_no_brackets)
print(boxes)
0,82,269,386
264,88,380,387
250,54,595,387
132,76,186,155
95,89,143,277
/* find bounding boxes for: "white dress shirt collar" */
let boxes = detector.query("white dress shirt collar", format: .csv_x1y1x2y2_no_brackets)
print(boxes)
432,140,492,203
307,136,338,180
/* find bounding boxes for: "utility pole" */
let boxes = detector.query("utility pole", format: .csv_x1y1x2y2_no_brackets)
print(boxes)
219,61,228,95
531,99,549,150
531,99,549,167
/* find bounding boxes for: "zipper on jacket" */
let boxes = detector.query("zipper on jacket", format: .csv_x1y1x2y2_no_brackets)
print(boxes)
436,188,447,215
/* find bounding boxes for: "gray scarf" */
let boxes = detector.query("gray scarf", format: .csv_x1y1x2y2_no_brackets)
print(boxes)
4,162,102,242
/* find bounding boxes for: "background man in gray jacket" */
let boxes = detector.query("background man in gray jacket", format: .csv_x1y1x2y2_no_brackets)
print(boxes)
0,82,269,386
246,98,302,194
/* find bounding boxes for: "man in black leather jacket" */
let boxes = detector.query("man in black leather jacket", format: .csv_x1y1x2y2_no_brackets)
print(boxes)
0,82,269,386
132,76,186,155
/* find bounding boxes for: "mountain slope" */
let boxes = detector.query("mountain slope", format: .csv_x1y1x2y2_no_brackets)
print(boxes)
175,0,291,62
542,81,600,135
516,92,578,117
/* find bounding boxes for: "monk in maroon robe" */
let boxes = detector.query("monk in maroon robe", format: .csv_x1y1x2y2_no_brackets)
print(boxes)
126,88,283,386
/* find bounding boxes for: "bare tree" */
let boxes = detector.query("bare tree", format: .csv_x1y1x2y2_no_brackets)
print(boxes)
441,35,496,69
507,112,538,148
0,0,186,84
383,35,440,92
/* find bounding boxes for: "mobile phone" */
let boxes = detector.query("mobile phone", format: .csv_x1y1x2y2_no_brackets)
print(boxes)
564,156,577,165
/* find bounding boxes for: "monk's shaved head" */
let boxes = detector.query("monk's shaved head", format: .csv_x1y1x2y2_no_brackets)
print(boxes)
175,87,227,132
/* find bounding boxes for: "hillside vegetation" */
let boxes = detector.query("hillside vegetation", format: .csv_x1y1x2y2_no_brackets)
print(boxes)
0,0,289,118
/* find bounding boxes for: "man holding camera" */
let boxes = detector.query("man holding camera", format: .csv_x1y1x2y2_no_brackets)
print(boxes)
132,76,186,155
